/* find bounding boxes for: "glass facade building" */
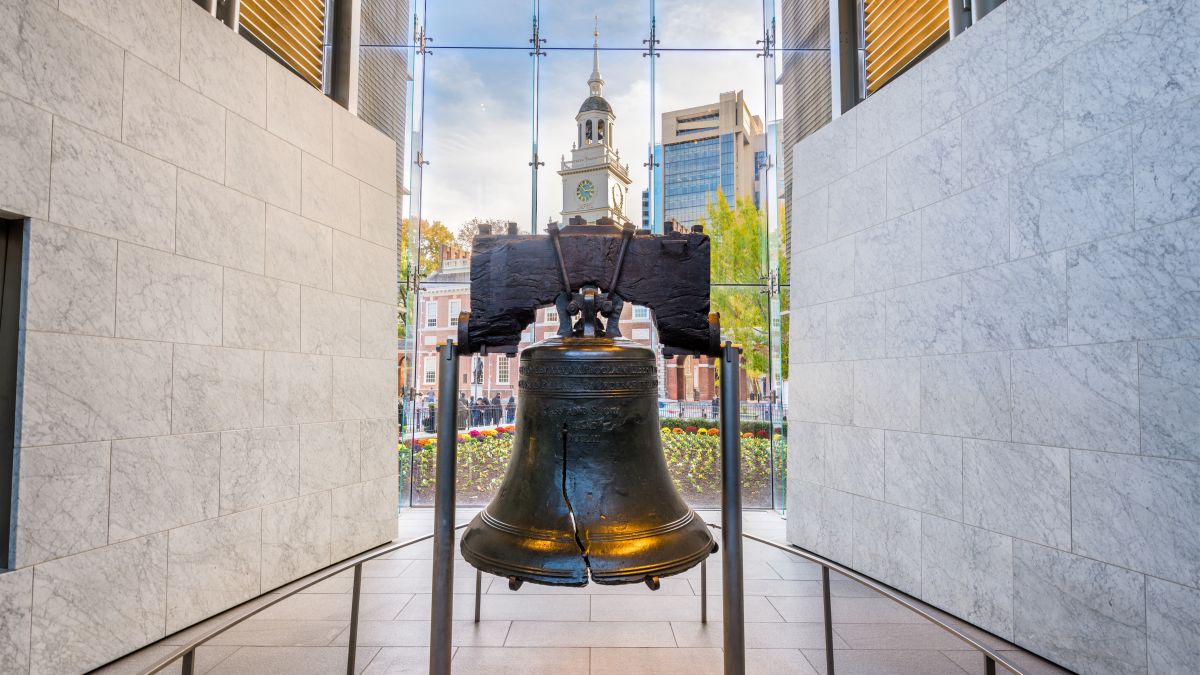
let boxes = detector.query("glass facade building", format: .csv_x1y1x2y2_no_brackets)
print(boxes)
663,136,722,231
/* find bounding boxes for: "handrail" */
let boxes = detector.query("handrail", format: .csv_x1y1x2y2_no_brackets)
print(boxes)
127,520,1051,675
719,525,1036,675
131,523,470,675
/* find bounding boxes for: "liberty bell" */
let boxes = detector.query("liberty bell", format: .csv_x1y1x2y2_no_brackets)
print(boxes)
457,220,721,588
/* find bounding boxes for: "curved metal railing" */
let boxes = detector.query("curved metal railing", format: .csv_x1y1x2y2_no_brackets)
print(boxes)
124,522,1047,675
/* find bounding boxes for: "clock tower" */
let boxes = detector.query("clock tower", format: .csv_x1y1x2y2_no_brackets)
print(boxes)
559,20,632,224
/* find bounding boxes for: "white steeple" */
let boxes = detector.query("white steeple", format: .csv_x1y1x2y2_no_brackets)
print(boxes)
588,17,604,97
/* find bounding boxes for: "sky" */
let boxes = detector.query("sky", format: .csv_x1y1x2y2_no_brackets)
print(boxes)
407,0,777,232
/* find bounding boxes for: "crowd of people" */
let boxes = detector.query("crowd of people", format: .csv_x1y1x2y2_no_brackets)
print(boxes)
408,391,515,432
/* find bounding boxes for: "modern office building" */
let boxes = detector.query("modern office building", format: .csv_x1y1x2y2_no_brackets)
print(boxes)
660,91,765,232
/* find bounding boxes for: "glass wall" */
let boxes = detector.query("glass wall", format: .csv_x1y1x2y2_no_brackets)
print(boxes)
397,0,790,510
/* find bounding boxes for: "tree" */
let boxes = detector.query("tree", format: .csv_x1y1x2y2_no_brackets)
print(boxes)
697,191,784,384
455,218,510,253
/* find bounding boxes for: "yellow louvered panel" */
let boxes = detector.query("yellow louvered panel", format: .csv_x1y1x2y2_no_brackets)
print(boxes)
863,0,947,93
240,0,327,88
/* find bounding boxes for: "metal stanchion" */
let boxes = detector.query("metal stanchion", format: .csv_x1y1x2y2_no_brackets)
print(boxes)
429,341,460,675
346,563,362,674
474,569,483,623
822,565,835,675
700,559,707,624
180,650,195,675
719,342,745,675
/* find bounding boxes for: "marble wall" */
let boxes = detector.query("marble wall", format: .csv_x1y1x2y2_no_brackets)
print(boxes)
0,1,399,672
787,1,1200,673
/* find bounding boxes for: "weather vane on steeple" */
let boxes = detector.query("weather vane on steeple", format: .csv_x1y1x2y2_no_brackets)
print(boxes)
588,16,604,97
594,15,599,42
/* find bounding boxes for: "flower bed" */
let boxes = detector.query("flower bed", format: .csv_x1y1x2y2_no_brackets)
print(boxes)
404,425,783,508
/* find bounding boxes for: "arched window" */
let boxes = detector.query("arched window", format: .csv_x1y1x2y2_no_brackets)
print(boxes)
585,120,593,142
597,120,606,142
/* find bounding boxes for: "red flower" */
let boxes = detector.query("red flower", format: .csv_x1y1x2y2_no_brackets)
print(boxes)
756,430,769,438
685,426,698,433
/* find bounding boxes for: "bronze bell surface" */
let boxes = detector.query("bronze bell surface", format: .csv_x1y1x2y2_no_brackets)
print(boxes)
460,335,717,587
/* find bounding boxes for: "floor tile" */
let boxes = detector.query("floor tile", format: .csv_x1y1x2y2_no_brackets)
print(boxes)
747,648,822,675
591,594,782,623
397,592,591,622
504,620,677,648
834,623,984,650
453,646,589,674
361,646,447,674
92,644,238,674
591,647,723,675
768,596,928,624
670,621,848,650
205,619,347,647
254,592,414,622
802,649,970,675
205,646,379,674
331,620,511,647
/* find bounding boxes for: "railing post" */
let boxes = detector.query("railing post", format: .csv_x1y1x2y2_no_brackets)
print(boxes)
429,340,460,675
181,649,195,675
346,563,363,674
719,342,745,675
700,559,707,624
474,569,482,623
822,565,835,675
985,655,997,675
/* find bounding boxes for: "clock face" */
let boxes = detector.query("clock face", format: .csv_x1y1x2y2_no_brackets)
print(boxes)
576,179,596,203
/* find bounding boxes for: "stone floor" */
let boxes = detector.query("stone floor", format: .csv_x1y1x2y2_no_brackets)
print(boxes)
101,509,1068,675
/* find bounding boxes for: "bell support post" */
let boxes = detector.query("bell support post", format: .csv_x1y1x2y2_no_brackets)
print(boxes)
429,340,460,675
719,341,745,675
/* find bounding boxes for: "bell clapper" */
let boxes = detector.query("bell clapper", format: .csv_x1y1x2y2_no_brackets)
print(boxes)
508,576,524,591
644,576,661,591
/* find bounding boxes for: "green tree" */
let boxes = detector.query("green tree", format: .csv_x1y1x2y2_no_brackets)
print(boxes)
454,218,510,252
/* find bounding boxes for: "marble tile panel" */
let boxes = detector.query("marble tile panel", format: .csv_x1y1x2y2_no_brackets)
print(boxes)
1068,219,1200,343
962,65,1064,189
332,477,398,560
172,344,264,434
300,421,361,493
267,63,333,162
223,269,301,351
360,300,396,361
853,213,921,295
1134,92,1200,227
1147,576,1200,674
359,183,397,250
50,119,176,250
824,426,885,500
265,206,333,290
1013,540,1146,675
180,1,267,126
826,159,887,241
789,304,826,364
852,357,920,432
1011,343,1138,453
220,426,300,513
21,332,172,446
14,441,109,566
921,516,1014,640
331,357,395,421
121,54,224,181
789,362,853,425
226,113,301,211
301,153,359,234
166,509,262,633
851,496,921,595
786,422,825,486
962,439,1070,550
360,418,399,482
116,243,222,344
332,112,396,194
262,491,332,590
920,352,1011,442
856,72,923,167
795,236,855,306
0,0,123,138
60,0,179,75
885,118,961,219
825,294,884,361
0,567,32,673
1073,450,1200,588
25,220,116,336
963,251,1067,351
792,111,857,197
109,433,220,544
791,185,828,252
885,275,962,357
29,534,168,675
265,351,333,426
1064,4,1200,146
921,177,1009,279
921,2,1009,132
1010,128,1133,258
302,287,361,357
884,431,962,520
1005,0,1129,84
0,91,52,218
1140,338,1200,462
333,232,395,304
176,171,266,274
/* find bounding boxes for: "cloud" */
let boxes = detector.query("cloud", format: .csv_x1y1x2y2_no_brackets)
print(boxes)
409,1,772,233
